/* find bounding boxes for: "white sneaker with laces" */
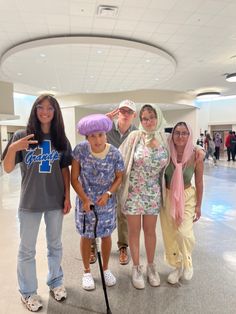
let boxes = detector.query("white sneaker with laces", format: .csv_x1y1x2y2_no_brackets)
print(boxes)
132,265,145,289
82,273,95,290
183,267,193,280
167,267,183,284
21,294,43,312
104,269,116,286
50,285,67,301
147,263,160,287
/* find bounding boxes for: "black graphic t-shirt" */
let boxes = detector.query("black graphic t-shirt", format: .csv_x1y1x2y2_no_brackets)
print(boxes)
12,130,72,212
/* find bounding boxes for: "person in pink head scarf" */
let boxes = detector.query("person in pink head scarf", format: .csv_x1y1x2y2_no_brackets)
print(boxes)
160,121,204,285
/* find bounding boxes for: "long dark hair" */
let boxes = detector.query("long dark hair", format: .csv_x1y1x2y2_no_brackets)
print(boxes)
26,94,67,151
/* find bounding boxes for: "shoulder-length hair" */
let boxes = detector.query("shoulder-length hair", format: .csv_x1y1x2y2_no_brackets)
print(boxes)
26,94,67,151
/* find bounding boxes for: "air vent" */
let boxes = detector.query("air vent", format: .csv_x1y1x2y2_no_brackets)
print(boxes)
97,5,119,18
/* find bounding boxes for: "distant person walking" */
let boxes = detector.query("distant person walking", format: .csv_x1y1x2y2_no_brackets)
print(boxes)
225,131,233,161
196,133,204,148
204,133,216,165
213,133,222,160
230,131,236,161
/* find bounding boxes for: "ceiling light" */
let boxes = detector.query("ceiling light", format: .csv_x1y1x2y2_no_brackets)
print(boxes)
226,73,236,82
196,92,221,100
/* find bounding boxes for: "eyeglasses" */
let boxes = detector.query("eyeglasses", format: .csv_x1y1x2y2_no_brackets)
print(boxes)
119,108,134,115
36,105,54,112
141,116,156,123
173,131,189,137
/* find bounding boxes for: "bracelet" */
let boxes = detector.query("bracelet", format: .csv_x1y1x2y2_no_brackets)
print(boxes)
106,191,113,198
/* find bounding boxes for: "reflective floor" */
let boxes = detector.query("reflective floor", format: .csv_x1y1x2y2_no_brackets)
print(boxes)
0,159,236,314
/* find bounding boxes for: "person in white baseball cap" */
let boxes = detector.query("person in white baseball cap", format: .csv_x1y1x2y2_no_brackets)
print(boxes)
119,99,136,113
88,100,137,266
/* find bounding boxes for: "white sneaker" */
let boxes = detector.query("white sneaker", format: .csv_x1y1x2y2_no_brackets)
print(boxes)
167,267,183,284
21,294,43,312
183,267,193,280
104,269,116,287
132,265,145,289
50,285,67,301
147,263,160,287
82,273,95,290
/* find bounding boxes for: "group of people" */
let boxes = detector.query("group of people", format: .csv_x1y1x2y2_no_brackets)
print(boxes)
2,95,204,312
197,132,223,165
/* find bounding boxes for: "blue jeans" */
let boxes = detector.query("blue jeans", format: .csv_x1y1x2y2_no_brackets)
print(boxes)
17,210,64,297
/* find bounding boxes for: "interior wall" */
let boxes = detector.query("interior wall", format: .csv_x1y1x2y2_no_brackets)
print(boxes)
74,107,99,145
196,97,236,133
163,108,198,140
61,107,76,149
0,95,34,126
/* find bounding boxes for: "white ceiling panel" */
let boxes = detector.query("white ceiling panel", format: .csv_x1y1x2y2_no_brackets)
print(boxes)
0,0,235,103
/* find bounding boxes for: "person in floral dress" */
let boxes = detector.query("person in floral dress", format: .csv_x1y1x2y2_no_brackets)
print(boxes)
118,104,169,289
71,114,124,291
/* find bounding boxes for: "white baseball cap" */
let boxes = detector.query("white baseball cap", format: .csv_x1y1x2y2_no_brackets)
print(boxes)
119,99,136,112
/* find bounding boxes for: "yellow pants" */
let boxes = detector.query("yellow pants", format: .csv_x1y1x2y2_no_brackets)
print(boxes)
160,186,196,269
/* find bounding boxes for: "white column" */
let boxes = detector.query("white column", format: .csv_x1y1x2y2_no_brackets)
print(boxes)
0,81,14,115
0,125,8,157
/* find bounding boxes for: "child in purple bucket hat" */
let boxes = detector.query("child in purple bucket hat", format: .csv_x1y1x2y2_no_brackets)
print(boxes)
71,114,124,291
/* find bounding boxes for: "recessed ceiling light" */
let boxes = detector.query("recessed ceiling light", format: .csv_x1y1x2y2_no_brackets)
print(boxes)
40,53,46,58
97,50,103,54
90,75,94,79
155,78,159,81
226,73,236,82
17,72,22,76
196,92,221,100
146,59,150,63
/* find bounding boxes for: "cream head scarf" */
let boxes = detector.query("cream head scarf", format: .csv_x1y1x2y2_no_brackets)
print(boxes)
139,104,167,145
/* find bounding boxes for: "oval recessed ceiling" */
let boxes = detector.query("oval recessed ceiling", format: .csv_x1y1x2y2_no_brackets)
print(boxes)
1,36,176,95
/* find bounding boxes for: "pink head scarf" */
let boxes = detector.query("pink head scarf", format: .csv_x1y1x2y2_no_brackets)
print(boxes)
168,122,194,225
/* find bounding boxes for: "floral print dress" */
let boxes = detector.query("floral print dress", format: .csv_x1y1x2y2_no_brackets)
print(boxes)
72,141,124,238
123,138,168,215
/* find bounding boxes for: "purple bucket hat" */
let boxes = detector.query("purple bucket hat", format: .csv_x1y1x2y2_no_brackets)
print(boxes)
77,114,112,136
